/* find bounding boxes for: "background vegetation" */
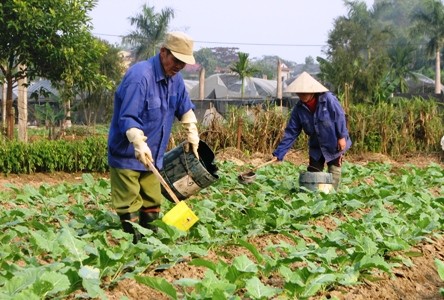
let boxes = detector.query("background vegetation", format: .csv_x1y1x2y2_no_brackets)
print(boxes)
0,97,442,175
1,0,444,143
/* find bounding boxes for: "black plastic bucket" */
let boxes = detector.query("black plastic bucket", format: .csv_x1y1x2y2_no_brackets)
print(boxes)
298,171,334,193
161,140,219,202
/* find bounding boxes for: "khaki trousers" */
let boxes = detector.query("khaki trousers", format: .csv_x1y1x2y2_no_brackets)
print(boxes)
110,167,162,215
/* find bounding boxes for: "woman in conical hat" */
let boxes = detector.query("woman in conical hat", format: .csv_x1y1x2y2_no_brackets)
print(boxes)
272,72,352,190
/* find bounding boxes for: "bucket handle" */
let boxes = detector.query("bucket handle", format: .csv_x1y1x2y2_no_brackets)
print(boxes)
145,160,180,204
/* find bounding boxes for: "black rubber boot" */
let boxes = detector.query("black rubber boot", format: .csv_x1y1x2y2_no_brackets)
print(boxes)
139,207,160,233
119,212,142,244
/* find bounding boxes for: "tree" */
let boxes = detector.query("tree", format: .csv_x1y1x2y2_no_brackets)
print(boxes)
229,52,260,98
211,47,240,68
320,0,392,103
305,56,315,65
410,0,444,94
0,0,104,140
251,55,281,80
387,39,417,93
122,4,174,62
75,40,124,126
194,48,217,75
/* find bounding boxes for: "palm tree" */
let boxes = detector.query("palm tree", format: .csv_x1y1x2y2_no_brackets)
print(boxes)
229,52,259,98
387,40,417,93
410,0,444,94
122,4,174,62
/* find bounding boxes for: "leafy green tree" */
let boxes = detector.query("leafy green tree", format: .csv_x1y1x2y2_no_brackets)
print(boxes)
387,39,417,93
305,56,315,65
0,0,104,140
366,0,434,74
320,0,392,103
251,55,281,80
410,0,444,94
211,47,240,68
229,52,260,98
122,4,174,62
194,48,217,75
75,40,124,126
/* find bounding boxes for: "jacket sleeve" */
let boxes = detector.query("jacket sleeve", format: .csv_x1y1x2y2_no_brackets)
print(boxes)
328,94,348,139
272,106,302,161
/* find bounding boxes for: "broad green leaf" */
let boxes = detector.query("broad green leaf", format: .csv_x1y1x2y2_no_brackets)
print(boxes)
233,255,258,273
278,266,305,286
435,259,444,281
78,265,100,280
37,271,70,295
57,227,89,262
135,276,177,300
356,255,392,273
79,266,104,299
245,277,280,299
2,268,40,296
190,258,218,272
29,230,56,252
235,239,264,263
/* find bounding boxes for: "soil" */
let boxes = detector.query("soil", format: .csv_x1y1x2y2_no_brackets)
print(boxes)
1,149,443,300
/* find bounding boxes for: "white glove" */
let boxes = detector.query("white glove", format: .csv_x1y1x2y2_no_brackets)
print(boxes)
441,135,444,151
126,128,153,165
181,110,200,159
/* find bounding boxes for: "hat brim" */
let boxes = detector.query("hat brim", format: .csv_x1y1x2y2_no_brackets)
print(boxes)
284,72,329,93
171,50,195,65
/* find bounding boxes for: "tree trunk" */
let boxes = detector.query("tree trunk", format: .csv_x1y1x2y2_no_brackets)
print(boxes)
2,83,6,133
65,99,72,128
435,49,441,94
6,77,14,139
17,72,28,142
241,77,245,99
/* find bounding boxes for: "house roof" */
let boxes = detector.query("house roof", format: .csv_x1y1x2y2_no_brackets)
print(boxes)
28,79,59,96
188,74,277,99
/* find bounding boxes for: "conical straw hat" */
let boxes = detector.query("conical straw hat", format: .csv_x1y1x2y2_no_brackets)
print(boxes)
285,71,329,93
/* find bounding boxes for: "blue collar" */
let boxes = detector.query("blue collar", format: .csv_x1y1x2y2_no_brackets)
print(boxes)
153,53,177,85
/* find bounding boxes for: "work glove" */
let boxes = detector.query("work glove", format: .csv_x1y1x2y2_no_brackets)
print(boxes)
126,128,153,165
181,110,200,159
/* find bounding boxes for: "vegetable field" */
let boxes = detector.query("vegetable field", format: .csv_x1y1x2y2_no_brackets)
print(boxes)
0,151,443,299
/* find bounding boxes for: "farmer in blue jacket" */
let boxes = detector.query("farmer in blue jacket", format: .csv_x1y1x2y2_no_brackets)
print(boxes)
107,32,200,243
273,72,352,190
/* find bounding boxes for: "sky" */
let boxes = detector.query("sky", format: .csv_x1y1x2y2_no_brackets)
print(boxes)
89,0,374,63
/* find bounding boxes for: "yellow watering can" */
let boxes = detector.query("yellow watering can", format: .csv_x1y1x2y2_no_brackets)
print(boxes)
145,160,199,231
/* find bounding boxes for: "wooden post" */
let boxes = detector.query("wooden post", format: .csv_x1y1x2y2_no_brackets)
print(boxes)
435,50,441,94
237,117,243,150
199,67,205,100
276,58,282,110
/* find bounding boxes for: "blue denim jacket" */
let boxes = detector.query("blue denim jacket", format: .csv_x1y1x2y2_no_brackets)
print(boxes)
273,92,351,162
108,54,195,171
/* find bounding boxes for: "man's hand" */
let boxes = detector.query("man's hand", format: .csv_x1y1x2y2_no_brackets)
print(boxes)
337,137,346,151
181,110,200,159
126,128,153,165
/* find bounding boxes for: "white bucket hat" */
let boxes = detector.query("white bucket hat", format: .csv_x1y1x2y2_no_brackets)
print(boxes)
285,71,329,93
163,31,196,65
